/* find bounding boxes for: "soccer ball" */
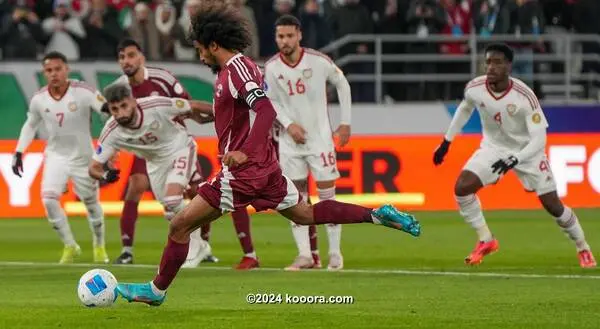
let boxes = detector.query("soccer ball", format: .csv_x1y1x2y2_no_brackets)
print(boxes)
77,269,118,307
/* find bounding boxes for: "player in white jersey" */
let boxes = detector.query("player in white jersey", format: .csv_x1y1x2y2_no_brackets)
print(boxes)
89,83,214,266
11,52,110,264
433,44,596,268
264,15,352,271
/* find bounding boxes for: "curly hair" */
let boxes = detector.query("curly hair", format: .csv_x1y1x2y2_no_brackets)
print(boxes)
188,1,252,53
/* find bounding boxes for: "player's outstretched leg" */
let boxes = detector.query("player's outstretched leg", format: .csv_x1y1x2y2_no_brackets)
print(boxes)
116,195,222,306
42,192,81,264
115,173,148,265
279,200,421,237
231,209,259,270
539,192,596,268
454,171,498,265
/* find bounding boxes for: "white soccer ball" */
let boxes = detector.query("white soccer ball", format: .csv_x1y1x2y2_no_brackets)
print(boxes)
77,269,118,307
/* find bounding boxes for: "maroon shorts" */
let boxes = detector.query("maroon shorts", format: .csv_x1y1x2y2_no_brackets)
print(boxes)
198,167,299,212
130,156,148,176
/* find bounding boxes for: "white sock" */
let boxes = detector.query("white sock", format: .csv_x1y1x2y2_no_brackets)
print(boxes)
555,206,590,252
43,197,76,246
318,187,342,255
49,217,77,246
455,194,493,242
122,246,133,254
85,200,105,247
245,251,257,259
150,281,166,296
291,221,311,258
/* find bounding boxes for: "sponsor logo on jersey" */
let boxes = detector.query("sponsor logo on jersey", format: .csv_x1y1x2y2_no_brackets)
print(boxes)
532,112,542,124
216,84,223,97
68,102,77,112
263,80,269,91
278,74,284,80
303,69,313,79
506,104,517,116
150,120,160,130
45,108,50,113
479,102,486,108
173,82,184,95
175,99,185,108
96,145,102,154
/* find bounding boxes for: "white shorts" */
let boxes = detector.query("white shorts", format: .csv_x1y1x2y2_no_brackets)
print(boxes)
463,147,557,196
147,142,199,203
279,150,340,182
41,156,98,201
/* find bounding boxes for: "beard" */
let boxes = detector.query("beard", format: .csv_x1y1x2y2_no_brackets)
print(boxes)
116,115,134,126
210,64,221,74
123,66,138,77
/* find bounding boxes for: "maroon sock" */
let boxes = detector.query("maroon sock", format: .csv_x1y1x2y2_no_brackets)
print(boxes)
313,200,373,224
309,225,318,252
232,210,254,254
153,237,189,290
120,200,139,247
200,224,211,242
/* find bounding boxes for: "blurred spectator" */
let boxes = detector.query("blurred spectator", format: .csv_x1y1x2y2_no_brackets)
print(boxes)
439,0,471,100
155,0,177,59
260,0,296,58
404,0,445,101
572,0,600,99
42,0,86,60
227,0,260,60
508,0,544,87
0,3,45,59
330,0,375,102
474,0,510,37
128,2,160,60
298,0,331,49
170,0,199,60
82,0,124,59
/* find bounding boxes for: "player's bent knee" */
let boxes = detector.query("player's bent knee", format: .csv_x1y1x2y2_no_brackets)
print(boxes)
454,172,482,196
125,175,148,200
539,193,564,217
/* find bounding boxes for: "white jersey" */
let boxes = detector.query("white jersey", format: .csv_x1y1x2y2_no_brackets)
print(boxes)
94,96,193,164
264,48,349,154
22,80,106,161
463,76,548,153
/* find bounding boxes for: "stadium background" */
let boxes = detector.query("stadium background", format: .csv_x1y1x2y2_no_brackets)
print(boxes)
0,0,599,215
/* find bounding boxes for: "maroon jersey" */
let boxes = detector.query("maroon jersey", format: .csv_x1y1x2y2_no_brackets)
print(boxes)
118,67,190,100
213,54,279,180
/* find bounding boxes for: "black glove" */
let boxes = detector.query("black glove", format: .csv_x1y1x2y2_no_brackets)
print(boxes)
102,169,120,183
12,152,23,177
433,139,451,165
491,156,519,175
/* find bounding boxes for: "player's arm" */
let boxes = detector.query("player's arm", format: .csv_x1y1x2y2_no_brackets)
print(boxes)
188,100,215,123
88,89,109,121
265,68,306,144
12,98,43,177
89,130,120,182
326,60,352,147
433,96,476,165
226,66,277,167
514,110,547,162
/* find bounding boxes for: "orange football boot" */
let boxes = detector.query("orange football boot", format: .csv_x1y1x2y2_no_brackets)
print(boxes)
578,250,597,268
464,239,499,265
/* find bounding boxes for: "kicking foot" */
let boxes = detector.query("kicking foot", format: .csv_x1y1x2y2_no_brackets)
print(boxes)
116,282,165,306
284,255,316,271
372,205,421,237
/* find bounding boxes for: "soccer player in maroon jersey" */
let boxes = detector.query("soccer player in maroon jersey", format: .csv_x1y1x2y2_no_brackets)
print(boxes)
115,2,421,306
112,39,222,266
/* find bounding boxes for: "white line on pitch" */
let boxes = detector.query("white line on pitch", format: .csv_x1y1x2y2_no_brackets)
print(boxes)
0,261,598,280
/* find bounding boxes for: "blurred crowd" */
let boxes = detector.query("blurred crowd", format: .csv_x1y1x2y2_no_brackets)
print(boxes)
0,0,599,101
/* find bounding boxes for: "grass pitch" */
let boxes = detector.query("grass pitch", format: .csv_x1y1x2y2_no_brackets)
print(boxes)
0,209,599,329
